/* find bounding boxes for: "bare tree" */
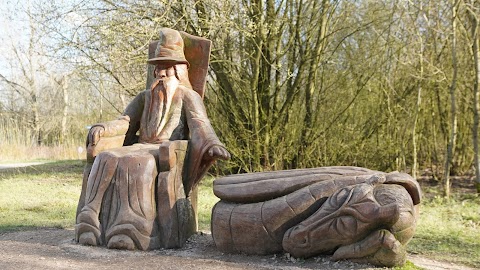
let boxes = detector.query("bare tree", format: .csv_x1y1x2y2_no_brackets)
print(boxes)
444,0,460,198
28,0,480,181
0,3,45,145
467,0,480,193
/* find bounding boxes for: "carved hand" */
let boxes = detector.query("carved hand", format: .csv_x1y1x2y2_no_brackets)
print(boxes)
206,145,231,160
87,125,105,146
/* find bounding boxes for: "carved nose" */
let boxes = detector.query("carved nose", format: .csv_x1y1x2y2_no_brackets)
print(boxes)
158,69,167,78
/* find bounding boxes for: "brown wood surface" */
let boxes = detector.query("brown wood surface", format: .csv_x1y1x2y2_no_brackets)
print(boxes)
86,135,125,163
157,140,197,248
77,28,227,252
211,169,421,267
147,33,211,98
213,166,379,203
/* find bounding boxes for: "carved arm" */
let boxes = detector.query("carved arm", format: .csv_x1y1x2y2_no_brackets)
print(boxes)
86,115,130,163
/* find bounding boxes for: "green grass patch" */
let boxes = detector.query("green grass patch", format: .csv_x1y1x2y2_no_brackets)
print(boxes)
409,191,480,268
0,160,84,232
0,160,218,233
198,175,220,231
394,260,424,270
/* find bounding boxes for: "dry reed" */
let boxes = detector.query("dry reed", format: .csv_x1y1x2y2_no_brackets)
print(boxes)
0,118,84,162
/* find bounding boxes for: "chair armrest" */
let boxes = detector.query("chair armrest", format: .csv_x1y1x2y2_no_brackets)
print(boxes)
86,135,126,163
85,116,130,164
158,140,189,172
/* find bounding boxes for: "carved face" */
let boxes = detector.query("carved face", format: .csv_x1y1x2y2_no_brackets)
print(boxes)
282,183,415,258
153,63,190,88
154,63,177,79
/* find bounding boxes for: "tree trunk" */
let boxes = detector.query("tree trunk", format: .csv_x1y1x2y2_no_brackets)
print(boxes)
250,0,264,171
412,33,423,179
299,0,329,167
60,75,69,144
470,3,480,193
444,0,459,198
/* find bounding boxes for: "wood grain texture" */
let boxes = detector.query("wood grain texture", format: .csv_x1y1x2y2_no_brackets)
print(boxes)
211,169,421,267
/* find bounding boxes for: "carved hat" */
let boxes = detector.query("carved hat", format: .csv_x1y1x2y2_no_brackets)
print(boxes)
147,28,189,66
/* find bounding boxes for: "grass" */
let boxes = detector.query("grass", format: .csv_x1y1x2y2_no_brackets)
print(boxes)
0,118,86,162
0,160,84,231
0,144,85,162
394,260,423,270
0,160,479,268
197,176,220,230
408,189,480,268
0,160,218,232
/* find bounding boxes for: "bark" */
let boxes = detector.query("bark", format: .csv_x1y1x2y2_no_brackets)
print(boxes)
251,2,263,171
470,3,480,193
444,0,460,198
61,76,69,144
412,34,423,179
300,0,329,166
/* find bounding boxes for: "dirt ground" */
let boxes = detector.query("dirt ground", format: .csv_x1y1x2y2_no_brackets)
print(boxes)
0,228,474,270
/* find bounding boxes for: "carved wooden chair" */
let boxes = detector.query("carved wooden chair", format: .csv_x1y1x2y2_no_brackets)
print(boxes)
78,32,212,249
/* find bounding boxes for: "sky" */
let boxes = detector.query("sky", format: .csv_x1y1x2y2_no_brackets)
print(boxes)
0,0,86,77
0,0,28,72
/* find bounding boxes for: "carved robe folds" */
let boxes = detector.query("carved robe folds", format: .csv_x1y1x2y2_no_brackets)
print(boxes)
76,86,224,250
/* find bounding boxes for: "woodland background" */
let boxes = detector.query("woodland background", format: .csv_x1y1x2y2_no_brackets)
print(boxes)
1,0,480,197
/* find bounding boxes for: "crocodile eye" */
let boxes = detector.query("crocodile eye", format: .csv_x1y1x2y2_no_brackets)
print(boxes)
301,236,307,244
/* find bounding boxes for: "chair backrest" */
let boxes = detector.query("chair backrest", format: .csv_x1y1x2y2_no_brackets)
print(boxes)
146,31,211,99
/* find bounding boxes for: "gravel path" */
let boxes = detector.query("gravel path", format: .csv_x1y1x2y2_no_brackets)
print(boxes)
0,162,48,170
0,228,474,270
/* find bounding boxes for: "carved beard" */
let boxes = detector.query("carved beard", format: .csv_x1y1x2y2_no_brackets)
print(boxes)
144,73,180,141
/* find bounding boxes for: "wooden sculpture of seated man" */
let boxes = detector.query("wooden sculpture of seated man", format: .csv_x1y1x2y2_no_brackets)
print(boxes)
211,167,421,267
75,28,229,250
